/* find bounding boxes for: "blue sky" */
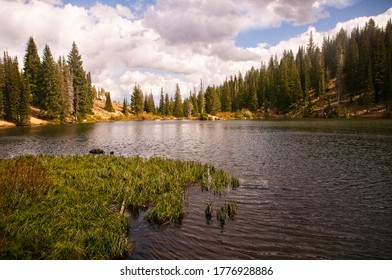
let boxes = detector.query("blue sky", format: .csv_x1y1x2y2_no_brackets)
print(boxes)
1,0,391,101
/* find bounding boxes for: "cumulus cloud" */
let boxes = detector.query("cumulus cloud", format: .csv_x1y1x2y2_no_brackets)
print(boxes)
144,0,240,44
0,0,389,103
145,0,357,45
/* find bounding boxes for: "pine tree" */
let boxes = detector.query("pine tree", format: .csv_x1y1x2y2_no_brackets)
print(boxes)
164,93,171,116
205,86,221,115
58,56,74,118
345,33,360,101
197,80,205,114
173,84,183,117
249,89,258,112
3,53,20,121
190,89,199,115
371,27,386,103
0,59,4,118
363,62,374,111
384,20,392,113
145,92,156,114
158,88,165,115
131,84,143,114
183,97,193,117
39,44,62,119
17,75,31,125
258,65,267,110
23,37,41,107
122,98,129,115
104,92,115,112
86,72,94,114
68,42,90,120
221,80,232,112
335,43,345,103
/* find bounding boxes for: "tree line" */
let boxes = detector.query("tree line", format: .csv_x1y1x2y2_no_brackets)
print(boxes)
2,19,391,124
0,37,98,125
133,18,391,118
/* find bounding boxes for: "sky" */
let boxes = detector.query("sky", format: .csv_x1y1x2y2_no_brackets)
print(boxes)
0,0,391,103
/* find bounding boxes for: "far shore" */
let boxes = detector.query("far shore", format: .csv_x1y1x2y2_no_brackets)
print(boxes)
1,99,390,129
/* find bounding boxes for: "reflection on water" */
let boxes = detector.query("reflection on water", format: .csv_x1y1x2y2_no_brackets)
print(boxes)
1,119,392,259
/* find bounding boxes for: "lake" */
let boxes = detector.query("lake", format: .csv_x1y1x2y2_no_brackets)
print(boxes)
1,119,392,259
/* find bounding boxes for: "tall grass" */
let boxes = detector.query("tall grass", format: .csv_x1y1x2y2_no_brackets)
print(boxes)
0,155,239,259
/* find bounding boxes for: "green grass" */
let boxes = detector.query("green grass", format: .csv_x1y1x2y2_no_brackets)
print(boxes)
0,155,238,259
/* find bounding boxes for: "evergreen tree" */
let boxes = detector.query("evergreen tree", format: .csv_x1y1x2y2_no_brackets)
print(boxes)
183,97,193,117
3,52,20,121
173,84,183,117
86,72,94,114
143,93,149,112
131,84,144,114
122,98,129,115
249,89,258,112
0,59,4,118
145,92,156,114
23,37,41,107
104,92,115,112
371,27,386,103
345,33,360,101
335,42,345,102
169,96,175,115
58,56,74,118
68,42,90,120
296,47,307,101
158,88,165,115
164,93,171,116
277,55,290,113
384,20,392,113
221,80,232,112
197,80,205,114
190,88,199,115
314,48,326,98
363,62,374,110
92,85,98,100
258,65,267,109
39,44,62,119
17,75,31,125
205,86,221,115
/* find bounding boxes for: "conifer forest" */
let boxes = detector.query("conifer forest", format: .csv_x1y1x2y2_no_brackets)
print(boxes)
1,19,391,125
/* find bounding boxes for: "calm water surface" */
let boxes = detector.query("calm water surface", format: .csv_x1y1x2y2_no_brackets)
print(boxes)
1,119,392,259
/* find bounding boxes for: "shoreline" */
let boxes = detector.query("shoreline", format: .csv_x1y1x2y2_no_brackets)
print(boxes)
1,100,390,129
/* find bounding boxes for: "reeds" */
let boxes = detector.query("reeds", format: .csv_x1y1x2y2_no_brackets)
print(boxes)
213,201,237,227
204,203,213,221
0,155,239,259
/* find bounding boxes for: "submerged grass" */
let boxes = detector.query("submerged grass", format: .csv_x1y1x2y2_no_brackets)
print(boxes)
0,155,238,259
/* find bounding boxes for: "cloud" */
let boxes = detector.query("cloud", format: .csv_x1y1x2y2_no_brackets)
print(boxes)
0,0,389,104
144,0,357,45
144,0,240,44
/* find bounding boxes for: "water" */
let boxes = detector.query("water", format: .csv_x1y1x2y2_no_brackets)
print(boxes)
1,119,392,259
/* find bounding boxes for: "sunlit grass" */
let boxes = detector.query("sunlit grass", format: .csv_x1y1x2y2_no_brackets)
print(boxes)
0,155,238,259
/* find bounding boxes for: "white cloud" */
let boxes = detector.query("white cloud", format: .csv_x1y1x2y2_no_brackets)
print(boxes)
0,0,390,104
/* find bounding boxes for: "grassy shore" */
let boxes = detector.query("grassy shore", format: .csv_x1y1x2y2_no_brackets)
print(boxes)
0,155,238,259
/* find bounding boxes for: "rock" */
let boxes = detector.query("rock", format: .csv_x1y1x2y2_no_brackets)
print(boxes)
89,148,105,155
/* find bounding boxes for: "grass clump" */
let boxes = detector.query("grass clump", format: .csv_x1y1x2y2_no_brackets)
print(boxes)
204,203,213,221
0,155,238,259
215,201,237,227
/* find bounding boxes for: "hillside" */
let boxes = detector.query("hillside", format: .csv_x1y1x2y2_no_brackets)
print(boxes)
284,78,389,119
